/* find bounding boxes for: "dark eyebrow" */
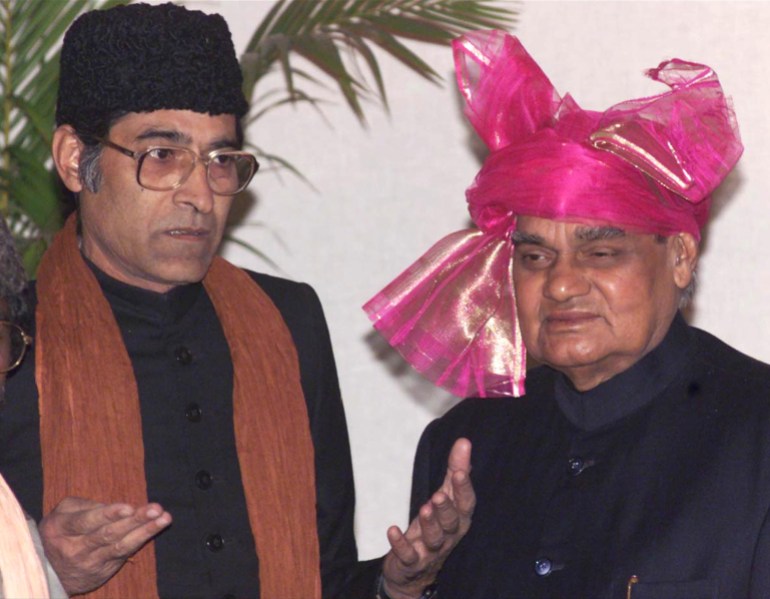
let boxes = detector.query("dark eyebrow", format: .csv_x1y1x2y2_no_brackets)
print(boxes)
574,226,626,241
135,129,192,145
208,139,239,151
511,231,545,245
133,130,238,151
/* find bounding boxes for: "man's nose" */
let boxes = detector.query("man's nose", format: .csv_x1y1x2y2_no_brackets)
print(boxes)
174,161,215,213
543,256,591,301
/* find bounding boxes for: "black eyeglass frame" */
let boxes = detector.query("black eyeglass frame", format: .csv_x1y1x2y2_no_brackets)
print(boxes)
0,321,33,374
93,136,259,196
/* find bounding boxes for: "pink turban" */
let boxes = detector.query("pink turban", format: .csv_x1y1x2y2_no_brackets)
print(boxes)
364,30,742,398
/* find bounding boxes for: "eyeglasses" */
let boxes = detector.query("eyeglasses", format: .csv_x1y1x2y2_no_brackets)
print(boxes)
95,137,259,196
0,322,32,374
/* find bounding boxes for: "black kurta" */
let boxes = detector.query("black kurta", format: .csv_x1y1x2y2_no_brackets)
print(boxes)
0,266,358,599
410,314,770,598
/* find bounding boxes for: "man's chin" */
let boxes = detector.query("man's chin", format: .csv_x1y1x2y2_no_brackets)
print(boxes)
533,346,605,374
147,260,214,288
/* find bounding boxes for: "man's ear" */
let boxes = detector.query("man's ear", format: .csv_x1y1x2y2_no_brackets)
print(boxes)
51,125,84,193
671,232,699,291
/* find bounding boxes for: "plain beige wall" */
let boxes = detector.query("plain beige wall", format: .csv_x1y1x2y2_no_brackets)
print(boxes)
179,0,769,558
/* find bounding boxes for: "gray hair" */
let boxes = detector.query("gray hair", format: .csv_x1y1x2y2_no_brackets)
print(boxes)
73,110,245,194
680,271,697,308
0,219,28,323
654,234,697,309
78,142,104,193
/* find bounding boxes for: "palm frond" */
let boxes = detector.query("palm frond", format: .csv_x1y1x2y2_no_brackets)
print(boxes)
247,87,330,127
241,0,518,123
2,0,518,272
1,0,125,272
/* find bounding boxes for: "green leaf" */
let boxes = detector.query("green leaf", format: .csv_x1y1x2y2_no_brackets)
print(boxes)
8,95,53,147
292,35,366,119
2,0,126,273
240,0,517,124
362,12,453,43
7,145,61,231
19,237,47,277
2,0,517,271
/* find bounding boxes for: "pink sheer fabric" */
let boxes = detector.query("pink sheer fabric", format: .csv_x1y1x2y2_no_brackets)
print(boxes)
364,30,742,398
364,230,524,398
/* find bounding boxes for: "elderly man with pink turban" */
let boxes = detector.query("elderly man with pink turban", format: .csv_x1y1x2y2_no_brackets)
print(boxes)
366,31,770,598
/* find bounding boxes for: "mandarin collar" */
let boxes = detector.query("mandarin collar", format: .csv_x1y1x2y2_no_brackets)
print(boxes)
84,255,203,326
553,312,692,432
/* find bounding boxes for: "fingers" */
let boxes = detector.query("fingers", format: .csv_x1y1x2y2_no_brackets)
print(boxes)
84,503,171,557
382,501,453,595
450,468,476,517
48,500,171,553
41,498,172,595
431,491,460,536
386,525,419,567
58,503,133,537
380,438,475,598
446,438,472,475
110,505,172,557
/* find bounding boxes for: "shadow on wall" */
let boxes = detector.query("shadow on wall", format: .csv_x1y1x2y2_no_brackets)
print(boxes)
686,166,745,323
364,329,462,418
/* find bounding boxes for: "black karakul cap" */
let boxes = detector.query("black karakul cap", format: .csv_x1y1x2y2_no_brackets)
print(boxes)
56,2,248,135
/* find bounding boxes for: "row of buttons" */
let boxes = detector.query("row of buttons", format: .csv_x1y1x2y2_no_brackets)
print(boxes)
178,348,220,557
176,346,231,575
534,456,594,578
187,408,217,547
181,342,199,430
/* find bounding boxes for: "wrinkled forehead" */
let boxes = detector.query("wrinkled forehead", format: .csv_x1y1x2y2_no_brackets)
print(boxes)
107,109,239,145
512,215,630,243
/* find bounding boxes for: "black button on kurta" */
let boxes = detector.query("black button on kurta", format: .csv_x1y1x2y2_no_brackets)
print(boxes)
196,469,213,490
567,456,585,476
93,275,260,596
410,314,770,597
206,533,225,552
534,558,553,576
174,345,193,365
184,402,202,422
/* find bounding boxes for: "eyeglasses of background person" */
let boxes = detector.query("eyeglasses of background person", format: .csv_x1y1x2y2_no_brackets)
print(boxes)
0,319,32,375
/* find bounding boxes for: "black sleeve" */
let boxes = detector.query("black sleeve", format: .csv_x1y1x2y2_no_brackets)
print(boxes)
249,272,358,598
409,419,444,522
750,503,770,596
333,422,446,599
0,283,44,521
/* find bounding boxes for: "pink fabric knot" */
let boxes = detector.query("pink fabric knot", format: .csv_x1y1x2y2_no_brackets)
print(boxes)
365,31,742,399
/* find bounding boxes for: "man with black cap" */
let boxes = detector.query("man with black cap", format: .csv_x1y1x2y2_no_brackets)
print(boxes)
0,3,472,598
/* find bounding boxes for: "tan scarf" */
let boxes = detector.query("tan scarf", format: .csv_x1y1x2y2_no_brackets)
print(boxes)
36,214,320,598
